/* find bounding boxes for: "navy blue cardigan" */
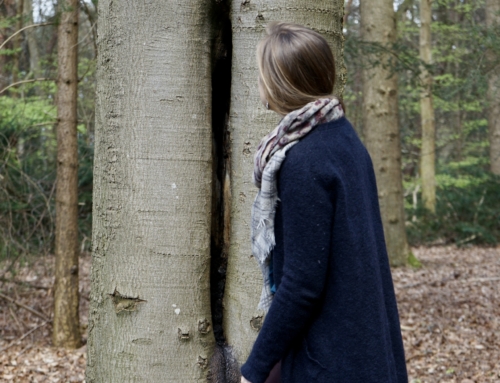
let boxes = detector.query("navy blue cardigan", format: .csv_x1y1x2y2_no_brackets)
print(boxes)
241,117,408,383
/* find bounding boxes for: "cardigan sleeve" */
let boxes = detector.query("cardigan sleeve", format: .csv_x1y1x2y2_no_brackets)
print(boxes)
241,153,335,383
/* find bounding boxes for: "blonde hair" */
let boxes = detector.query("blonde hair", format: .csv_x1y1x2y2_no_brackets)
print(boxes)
257,22,336,115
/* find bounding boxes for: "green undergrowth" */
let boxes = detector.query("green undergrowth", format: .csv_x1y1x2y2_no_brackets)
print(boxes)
405,159,500,246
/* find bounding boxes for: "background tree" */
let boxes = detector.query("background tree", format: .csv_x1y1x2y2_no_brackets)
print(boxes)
487,0,500,175
360,0,411,265
222,0,346,364
419,0,436,212
11,0,24,97
52,0,81,348
85,1,215,381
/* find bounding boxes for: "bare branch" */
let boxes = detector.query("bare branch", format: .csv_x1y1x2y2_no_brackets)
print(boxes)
0,321,49,353
0,291,51,322
0,78,54,94
0,22,54,51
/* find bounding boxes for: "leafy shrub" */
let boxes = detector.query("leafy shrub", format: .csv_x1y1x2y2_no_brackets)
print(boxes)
406,159,500,246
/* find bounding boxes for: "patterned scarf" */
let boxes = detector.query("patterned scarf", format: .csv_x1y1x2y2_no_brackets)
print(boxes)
251,98,344,311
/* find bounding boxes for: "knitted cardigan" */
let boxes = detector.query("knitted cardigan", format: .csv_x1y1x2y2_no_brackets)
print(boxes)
241,117,408,383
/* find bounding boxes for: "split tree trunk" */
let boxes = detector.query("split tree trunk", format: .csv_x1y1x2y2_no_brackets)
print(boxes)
85,1,215,381
52,0,81,349
223,0,346,364
360,0,410,266
487,0,500,174
419,0,436,211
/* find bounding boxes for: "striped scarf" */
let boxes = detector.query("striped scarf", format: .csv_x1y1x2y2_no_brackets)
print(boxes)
251,98,344,311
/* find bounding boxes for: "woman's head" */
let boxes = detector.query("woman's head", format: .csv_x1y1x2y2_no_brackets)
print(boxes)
257,22,336,115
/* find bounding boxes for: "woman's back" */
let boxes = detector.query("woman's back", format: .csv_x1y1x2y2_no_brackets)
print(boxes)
243,116,408,383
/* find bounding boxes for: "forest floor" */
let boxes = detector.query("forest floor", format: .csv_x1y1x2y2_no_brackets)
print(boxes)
0,246,499,383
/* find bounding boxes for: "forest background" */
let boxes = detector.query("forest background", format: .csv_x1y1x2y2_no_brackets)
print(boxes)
1,0,499,259
0,0,499,382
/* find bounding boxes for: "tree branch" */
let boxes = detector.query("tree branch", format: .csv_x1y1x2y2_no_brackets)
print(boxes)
0,321,49,353
0,22,54,51
0,291,51,322
0,78,54,94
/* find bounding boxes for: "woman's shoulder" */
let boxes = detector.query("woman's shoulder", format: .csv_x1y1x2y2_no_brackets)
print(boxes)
282,117,368,176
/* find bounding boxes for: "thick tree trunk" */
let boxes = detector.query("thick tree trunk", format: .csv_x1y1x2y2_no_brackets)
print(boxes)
86,1,215,382
52,0,81,349
487,0,500,174
223,0,346,364
419,0,436,211
360,0,410,266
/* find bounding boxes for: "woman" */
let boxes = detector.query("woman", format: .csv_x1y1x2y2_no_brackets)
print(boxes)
240,22,408,383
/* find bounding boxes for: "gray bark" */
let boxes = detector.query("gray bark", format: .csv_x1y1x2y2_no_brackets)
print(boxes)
86,1,215,381
419,0,436,212
223,0,346,363
23,0,41,78
360,0,410,266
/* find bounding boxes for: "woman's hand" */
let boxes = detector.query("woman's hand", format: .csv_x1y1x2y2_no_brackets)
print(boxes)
241,376,252,383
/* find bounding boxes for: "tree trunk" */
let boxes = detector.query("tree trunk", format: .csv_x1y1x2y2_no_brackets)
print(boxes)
487,0,500,174
223,0,346,364
11,0,24,98
52,0,81,349
0,0,17,90
419,0,436,211
86,1,215,381
360,0,410,266
24,0,41,78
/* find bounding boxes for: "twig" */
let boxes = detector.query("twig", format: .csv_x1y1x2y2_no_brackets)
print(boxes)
0,78,54,94
16,343,33,357
0,250,21,280
465,277,500,283
0,23,53,50
0,277,50,290
0,321,49,353
9,304,26,333
401,276,500,289
456,234,477,245
0,292,50,322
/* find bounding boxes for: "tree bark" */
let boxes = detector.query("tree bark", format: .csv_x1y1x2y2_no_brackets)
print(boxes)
52,0,81,349
11,0,24,98
23,0,41,79
0,0,17,90
86,1,215,381
360,0,410,266
487,0,500,174
223,0,346,364
419,0,436,211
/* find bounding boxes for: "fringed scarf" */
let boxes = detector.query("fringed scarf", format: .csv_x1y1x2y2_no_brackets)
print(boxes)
251,97,344,311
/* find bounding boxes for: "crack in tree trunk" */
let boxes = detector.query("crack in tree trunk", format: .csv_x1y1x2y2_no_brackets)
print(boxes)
209,1,240,381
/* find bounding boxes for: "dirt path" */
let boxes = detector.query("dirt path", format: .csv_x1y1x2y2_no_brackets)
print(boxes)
0,246,499,382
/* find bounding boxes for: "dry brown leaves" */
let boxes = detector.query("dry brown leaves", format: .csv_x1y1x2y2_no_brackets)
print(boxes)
0,246,499,382
0,254,90,382
393,246,500,383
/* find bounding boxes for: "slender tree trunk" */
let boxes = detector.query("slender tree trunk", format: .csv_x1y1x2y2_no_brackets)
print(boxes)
11,0,24,98
360,0,410,266
53,0,81,349
487,0,500,174
419,0,436,211
24,0,41,78
0,0,17,90
86,1,215,381
51,0,81,348
223,0,346,364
